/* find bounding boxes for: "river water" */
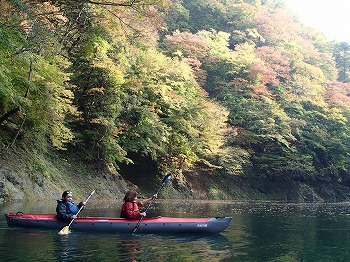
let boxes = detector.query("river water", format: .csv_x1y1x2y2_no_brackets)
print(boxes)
1,200,350,261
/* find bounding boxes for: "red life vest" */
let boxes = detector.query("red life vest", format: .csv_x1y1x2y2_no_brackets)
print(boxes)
120,201,142,219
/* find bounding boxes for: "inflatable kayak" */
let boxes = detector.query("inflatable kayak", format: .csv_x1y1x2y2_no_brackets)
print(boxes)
5,212,232,234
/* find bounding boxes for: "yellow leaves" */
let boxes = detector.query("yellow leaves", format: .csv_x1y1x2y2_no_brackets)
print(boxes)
172,50,183,58
328,107,347,125
234,43,257,65
19,20,32,37
287,61,327,103
295,62,326,82
149,101,163,114
90,116,110,126
193,100,230,156
197,30,231,59
246,28,263,40
84,37,111,61
87,87,105,95
50,122,74,150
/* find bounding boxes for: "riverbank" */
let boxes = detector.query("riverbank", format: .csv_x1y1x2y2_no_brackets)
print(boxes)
0,147,130,202
0,146,259,202
1,147,350,203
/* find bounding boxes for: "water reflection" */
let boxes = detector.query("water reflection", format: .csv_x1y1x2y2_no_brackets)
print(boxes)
2,229,58,261
229,203,350,261
3,201,350,261
1,222,232,262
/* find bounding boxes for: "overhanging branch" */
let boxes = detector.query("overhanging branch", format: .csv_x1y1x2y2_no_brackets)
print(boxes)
87,0,142,7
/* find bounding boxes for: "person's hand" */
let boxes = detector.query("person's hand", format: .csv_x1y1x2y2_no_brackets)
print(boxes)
71,215,77,219
151,194,157,200
82,201,86,206
140,212,146,217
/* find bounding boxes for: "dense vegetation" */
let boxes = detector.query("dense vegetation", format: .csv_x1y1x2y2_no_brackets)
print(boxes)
2,0,350,201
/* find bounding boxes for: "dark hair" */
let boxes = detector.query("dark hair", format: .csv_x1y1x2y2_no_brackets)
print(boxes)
62,190,72,198
123,190,137,202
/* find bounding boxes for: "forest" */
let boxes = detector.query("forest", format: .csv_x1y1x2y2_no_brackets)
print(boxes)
1,0,350,202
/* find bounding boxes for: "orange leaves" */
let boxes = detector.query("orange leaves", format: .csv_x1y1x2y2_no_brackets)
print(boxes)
164,31,209,59
255,46,291,82
163,32,210,88
248,62,278,85
255,8,300,43
324,80,350,105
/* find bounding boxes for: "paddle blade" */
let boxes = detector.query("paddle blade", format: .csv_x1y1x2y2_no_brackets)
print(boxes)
58,226,70,235
162,174,172,184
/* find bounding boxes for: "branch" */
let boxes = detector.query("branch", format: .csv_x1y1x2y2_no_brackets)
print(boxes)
87,0,142,7
102,6,141,39
0,108,19,125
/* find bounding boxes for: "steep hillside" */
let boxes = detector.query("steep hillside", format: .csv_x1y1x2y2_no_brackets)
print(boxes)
2,0,350,203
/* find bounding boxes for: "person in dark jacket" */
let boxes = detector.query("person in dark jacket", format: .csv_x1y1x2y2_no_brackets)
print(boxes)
120,190,157,220
56,190,86,222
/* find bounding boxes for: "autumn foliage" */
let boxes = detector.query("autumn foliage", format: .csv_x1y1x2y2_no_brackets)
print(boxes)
2,0,350,192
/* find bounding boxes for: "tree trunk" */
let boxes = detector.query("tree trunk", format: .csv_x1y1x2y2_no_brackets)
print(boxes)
0,108,20,125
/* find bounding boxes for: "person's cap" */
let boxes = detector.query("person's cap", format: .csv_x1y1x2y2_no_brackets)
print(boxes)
62,190,72,198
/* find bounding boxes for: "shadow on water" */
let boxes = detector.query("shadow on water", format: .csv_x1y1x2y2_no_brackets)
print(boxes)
1,227,232,262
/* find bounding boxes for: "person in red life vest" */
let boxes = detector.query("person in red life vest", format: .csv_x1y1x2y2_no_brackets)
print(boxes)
120,190,157,219
56,190,86,222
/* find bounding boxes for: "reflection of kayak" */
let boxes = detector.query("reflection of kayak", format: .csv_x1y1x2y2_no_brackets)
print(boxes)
5,212,232,234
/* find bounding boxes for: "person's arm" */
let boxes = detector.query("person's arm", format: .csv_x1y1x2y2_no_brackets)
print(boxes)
78,201,86,210
141,194,157,206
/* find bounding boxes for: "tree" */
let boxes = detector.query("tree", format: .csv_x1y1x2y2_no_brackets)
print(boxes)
0,1,77,150
333,42,350,83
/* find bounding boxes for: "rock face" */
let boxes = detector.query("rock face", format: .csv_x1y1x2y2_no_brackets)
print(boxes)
0,151,130,203
0,168,131,203
2,149,350,203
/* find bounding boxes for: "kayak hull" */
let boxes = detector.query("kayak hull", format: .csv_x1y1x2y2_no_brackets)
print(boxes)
4,212,232,234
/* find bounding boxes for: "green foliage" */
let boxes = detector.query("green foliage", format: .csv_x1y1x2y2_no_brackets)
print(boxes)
118,48,226,168
164,1,191,33
182,0,230,32
333,42,350,82
0,27,29,113
3,0,350,191
70,57,127,163
288,102,350,180
160,0,350,183
0,19,75,150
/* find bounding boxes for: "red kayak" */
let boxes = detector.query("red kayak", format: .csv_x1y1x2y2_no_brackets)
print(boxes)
5,212,232,234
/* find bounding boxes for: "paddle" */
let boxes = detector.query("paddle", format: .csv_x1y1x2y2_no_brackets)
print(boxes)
58,190,95,235
132,174,172,234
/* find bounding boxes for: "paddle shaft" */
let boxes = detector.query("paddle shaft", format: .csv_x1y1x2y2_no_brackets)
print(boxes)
132,175,171,234
68,190,95,227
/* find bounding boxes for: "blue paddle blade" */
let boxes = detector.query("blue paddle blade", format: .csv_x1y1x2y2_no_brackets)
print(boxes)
162,174,172,184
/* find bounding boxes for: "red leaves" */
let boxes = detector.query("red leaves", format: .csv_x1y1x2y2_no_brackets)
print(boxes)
324,80,350,105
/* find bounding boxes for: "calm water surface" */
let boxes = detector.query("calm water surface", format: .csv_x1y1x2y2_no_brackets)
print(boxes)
1,200,350,261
